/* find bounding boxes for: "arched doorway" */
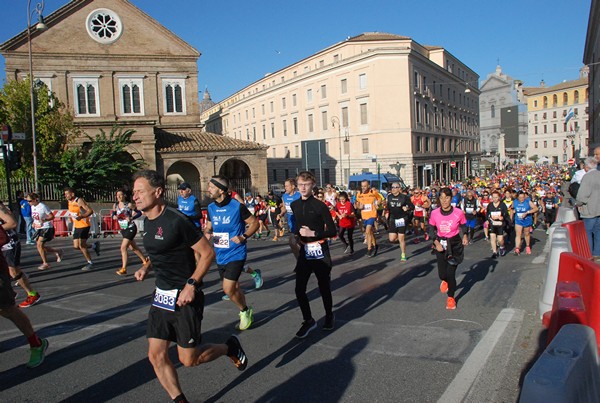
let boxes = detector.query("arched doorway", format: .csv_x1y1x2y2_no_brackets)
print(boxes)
220,158,252,195
166,161,201,204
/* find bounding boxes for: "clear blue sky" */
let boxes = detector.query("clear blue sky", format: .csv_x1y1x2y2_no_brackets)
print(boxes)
0,0,592,102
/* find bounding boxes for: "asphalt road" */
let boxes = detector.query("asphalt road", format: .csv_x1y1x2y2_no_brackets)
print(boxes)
0,227,548,402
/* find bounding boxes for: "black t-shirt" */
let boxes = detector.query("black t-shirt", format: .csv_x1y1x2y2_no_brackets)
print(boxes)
142,206,202,290
386,193,414,219
486,202,509,225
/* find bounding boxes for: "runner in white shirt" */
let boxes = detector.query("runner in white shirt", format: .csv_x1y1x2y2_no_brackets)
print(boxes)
28,193,62,271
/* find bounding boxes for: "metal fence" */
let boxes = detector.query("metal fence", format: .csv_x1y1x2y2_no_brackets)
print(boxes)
0,178,120,203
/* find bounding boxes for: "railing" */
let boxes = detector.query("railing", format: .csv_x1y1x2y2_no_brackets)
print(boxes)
0,178,121,203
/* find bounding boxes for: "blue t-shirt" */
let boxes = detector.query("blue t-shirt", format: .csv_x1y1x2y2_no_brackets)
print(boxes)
20,199,32,218
281,191,301,233
178,195,200,227
514,198,533,227
207,198,248,265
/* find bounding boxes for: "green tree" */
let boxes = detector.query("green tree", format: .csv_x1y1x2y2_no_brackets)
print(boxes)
529,154,539,163
40,126,146,198
0,77,80,177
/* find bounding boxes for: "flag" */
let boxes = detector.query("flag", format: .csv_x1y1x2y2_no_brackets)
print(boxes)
565,107,574,124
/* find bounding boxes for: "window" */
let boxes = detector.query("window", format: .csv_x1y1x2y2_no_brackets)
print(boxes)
543,96,548,108
341,107,349,127
424,137,430,152
307,89,313,103
424,104,429,125
261,104,265,115
534,100,538,107
441,109,445,127
535,141,538,148
295,145,299,158
563,92,568,105
414,71,420,89
491,105,495,118
574,90,579,103
322,111,328,130
86,8,123,44
262,124,266,140
293,117,298,134
543,125,547,134
552,94,557,107
292,94,297,107
308,114,314,132
341,79,347,94
73,77,100,116
415,100,421,123
270,101,274,113
564,139,568,147
252,107,255,118
543,140,547,148
553,123,557,133
362,138,369,153
534,126,538,134
320,85,327,99
553,140,557,147
543,112,547,119
553,111,557,118
359,73,367,90
416,136,422,152
163,78,186,114
272,147,277,158
284,146,289,158
283,120,287,136
282,97,286,109
253,127,256,141
360,103,368,125
271,122,275,138
118,77,144,115
434,107,439,126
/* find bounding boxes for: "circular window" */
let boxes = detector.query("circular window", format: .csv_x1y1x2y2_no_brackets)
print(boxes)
86,8,123,44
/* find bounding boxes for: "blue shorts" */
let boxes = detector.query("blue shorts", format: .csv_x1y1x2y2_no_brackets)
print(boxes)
466,218,477,228
363,218,376,226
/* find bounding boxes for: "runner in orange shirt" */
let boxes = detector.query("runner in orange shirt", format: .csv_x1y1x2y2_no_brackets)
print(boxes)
355,180,380,257
64,188,100,271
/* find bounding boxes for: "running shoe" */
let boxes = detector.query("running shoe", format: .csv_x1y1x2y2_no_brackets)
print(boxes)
440,281,448,294
116,268,127,276
526,246,532,255
253,269,263,289
27,338,49,368
499,247,507,257
424,234,430,241
273,236,278,241
81,263,94,271
446,297,457,310
238,307,254,330
372,245,379,257
514,248,520,256
222,294,230,301
401,253,407,261
468,240,473,245
226,335,248,371
491,252,498,259
485,237,490,242
266,230,271,237
413,238,420,244
26,240,36,245
55,249,63,263
323,314,335,331
529,227,534,234
37,263,50,271
343,246,351,254
366,248,373,257
295,318,317,339
92,242,101,256
19,294,41,308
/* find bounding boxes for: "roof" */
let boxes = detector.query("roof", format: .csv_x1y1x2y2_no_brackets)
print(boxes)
523,78,588,95
347,32,411,42
155,130,268,153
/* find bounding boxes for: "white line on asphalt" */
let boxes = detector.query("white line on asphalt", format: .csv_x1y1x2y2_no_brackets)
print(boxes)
438,308,525,403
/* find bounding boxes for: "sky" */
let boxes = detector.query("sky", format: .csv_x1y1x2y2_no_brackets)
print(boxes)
0,0,593,102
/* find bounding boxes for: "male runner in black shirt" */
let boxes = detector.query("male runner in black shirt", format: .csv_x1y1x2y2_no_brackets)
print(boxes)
291,171,337,338
385,182,414,261
132,170,247,403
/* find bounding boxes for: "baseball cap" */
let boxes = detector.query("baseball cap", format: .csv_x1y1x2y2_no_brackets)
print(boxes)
177,182,191,190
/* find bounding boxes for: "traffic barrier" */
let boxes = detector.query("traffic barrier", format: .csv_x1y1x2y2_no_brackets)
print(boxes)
539,235,570,321
99,209,119,237
562,220,593,260
51,210,72,237
520,324,600,403
554,252,600,350
556,205,579,224
545,281,587,344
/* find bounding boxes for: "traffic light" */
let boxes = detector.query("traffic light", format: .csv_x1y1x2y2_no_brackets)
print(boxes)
7,149,21,170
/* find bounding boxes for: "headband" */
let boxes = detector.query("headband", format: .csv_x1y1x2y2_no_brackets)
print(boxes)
210,178,228,192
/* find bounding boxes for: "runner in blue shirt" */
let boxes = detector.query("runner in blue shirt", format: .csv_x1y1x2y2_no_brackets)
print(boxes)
177,182,202,229
281,178,302,259
513,191,538,255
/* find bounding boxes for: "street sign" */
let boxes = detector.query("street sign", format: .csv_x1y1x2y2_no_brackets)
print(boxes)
567,158,575,166
450,161,457,168
12,132,26,140
1,125,10,141
424,164,432,170
471,160,480,170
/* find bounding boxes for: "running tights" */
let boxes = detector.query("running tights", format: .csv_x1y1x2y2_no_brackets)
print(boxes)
435,251,458,298
295,259,333,321
338,227,355,250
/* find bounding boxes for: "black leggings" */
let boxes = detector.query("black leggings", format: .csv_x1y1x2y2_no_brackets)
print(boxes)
338,227,354,249
295,258,333,321
435,250,458,298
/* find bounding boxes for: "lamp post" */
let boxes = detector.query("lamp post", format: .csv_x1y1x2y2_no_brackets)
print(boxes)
27,0,46,193
331,116,349,187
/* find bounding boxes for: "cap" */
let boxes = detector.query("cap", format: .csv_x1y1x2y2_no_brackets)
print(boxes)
245,192,252,196
178,182,191,190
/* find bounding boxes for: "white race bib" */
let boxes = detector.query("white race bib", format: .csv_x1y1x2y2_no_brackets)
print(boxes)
546,203,553,209
440,240,448,250
517,212,525,219
213,232,230,249
415,205,424,212
285,204,292,213
152,288,178,311
492,220,503,226
491,212,501,220
466,207,474,214
305,241,324,260
118,219,129,230
363,203,373,212
394,218,405,228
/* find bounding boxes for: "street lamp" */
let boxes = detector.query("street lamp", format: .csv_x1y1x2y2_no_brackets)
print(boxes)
27,0,47,193
331,116,349,187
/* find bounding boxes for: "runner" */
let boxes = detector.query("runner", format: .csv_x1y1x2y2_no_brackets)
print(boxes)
281,178,302,258
335,191,356,254
480,190,492,241
292,171,337,338
177,182,203,230
460,190,480,244
323,184,338,206
64,187,100,271
253,195,270,239
513,191,538,255
428,187,468,310
112,190,148,276
132,169,248,403
487,191,510,258
541,190,560,234
0,202,49,368
28,193,62,271
18,191,35,245
355,180,380,257
265,190,283,241
410,188,431,244
205,175,260,330
385,182,414,261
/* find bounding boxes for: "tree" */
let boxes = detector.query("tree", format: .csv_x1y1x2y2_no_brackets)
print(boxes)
0,77,81,177
40,126,146,196
529,154,539,163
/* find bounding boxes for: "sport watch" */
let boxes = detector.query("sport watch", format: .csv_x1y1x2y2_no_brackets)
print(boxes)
186,278,198,286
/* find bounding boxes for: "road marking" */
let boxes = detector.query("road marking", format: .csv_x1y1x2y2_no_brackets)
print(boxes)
438,308,524,402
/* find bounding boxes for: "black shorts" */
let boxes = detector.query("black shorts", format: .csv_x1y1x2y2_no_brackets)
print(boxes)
489,224,504,236
73,226,91,240
146,290,204,348
33,227,55,243
258,214,268,223
2,244,21,267
120,223,138,241
388,217,408,234
0,258,16,309
217,260,245,282
413,215,425,223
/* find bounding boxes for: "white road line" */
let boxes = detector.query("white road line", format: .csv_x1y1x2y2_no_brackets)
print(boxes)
438,308,524,403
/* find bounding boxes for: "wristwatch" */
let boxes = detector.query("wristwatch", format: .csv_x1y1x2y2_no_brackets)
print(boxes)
186,278,198,286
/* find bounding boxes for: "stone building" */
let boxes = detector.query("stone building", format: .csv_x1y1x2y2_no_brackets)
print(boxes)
0,0,267,199
584,0,600,151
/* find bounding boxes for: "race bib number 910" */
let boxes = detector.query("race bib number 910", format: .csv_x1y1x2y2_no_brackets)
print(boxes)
152,288,179,311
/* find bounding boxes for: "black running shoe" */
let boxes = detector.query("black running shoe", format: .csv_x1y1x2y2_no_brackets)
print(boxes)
491,252,498,259
295,319,316,339
366,248,373,257
226,335,248,371
372,245,379,257
323,314,335,331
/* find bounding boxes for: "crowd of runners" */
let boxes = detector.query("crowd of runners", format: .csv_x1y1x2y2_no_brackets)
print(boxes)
2,146,599,402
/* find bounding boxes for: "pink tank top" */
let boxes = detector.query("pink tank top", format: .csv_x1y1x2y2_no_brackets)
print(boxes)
428,207,466,238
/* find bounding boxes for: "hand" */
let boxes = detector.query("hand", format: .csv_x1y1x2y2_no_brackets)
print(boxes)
232,235,246,244
177,286,195,306
462,236,469,246
299,225,315,237
134,266,148,281
435,241,444,252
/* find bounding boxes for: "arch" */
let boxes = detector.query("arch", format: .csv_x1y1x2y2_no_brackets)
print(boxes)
219,158,253,195
574,90,580,103
166,160,201,190
563,92,568,105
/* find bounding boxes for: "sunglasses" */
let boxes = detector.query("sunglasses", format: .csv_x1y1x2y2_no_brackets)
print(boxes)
391,186,400,189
